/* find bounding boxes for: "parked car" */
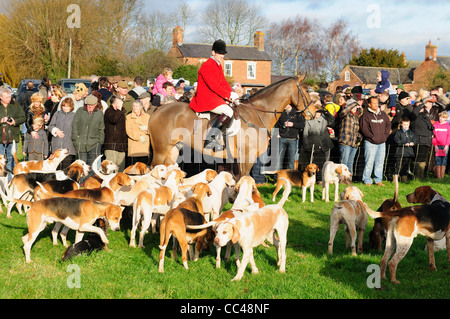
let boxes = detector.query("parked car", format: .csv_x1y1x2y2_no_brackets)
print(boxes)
58,78,91,94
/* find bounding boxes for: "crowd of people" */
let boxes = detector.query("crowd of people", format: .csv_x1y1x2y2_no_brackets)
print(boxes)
0,70,199,182
0,68,449,186
267,70,450,185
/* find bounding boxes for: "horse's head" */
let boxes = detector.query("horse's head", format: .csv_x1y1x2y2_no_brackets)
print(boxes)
290,74,319,120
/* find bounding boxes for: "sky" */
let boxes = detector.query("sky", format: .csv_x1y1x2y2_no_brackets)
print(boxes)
144,0,450,62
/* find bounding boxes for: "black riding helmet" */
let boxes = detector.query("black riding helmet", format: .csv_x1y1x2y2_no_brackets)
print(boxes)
212,39,227,54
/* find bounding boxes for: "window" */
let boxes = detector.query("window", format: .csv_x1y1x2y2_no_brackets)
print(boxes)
247,62,256,80
224,61,233,77
344,71,350,82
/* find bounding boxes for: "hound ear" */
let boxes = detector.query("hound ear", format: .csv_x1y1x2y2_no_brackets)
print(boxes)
336,165,343,175
231,224,240,244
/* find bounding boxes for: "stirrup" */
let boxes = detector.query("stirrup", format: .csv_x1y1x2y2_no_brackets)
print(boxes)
204,138,224,151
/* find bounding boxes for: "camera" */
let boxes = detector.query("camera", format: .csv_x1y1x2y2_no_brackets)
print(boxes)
7,117,12,123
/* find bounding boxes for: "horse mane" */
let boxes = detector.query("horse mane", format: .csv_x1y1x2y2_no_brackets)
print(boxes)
247,76,297,100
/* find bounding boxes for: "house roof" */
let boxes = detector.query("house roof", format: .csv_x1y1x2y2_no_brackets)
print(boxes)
347,65,415,84
437,56,450,71
176,43,272,61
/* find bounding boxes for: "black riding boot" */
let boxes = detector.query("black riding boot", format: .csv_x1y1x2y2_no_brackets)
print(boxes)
204,114,232,151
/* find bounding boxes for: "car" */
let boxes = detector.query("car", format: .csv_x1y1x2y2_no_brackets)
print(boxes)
58,78,91,94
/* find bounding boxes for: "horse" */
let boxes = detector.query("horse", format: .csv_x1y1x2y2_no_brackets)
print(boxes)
148,74,318,177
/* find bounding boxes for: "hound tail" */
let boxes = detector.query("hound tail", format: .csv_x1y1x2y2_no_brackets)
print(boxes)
11,140,19,165
276,177,291,208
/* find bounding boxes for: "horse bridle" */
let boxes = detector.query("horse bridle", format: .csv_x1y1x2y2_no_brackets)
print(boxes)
236,78,314,137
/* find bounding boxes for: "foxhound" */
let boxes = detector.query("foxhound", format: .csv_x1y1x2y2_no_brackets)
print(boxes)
18,197,123,263
158,183,213,273
322,161,352,202
264,163,319,203
364,185,450,284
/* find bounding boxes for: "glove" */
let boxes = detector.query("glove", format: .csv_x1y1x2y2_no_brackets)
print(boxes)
139,136,148,143
390,107,396,117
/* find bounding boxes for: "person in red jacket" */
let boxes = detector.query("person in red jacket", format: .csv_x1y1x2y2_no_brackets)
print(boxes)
190,39,238,150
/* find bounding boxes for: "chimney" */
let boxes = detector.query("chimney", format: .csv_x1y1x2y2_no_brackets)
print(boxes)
254,31,264,51
401,52,406,65
425,41,437,61
173,26,183,47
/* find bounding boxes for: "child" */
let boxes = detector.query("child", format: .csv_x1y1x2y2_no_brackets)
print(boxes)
393,117,417,182
432,111,450,178
375,70,397,116
23,117,48,161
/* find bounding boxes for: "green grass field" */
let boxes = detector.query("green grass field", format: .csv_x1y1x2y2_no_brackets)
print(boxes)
0,174,449,300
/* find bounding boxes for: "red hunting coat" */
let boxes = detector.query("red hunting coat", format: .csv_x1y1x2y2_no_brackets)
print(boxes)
190,58,232,113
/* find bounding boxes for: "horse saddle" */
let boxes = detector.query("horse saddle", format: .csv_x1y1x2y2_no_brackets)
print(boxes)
194,110,241,138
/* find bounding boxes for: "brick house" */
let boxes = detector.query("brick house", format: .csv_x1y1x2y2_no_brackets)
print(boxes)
168,26,272,93
331,41,450,92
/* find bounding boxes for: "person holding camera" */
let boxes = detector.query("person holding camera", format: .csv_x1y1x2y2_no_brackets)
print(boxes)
0,86,26,179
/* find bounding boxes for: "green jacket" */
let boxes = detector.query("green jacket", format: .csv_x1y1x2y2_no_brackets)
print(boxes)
0,101,26,144
72,107,105,153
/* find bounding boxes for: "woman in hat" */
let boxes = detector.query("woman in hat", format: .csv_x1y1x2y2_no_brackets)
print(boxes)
189,39,239,150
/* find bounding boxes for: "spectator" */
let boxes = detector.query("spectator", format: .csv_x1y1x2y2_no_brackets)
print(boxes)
409,95,435,179
104,96,127,172
25,93,47,139
338,99,363,175
324,94,340,117
175,79,186,89
45,85,66,126
16,81,36,111
72,94,105,173
409,91,418,105
108,80,133,115
129,76,147,100
360,96,391,186
153,68,176,98
375,71,397,116
126,100,150,166
38,77,52,100
318,81,332,105
152,81,176,107
48,97,76,170
59,82,88,112
431,86,450,107
300,107,335,182
274,104,305,170
97,76,112,102
432,111,450,179
138,92,153,115
0,86,26,179
393,117,417,183
23,117,48,161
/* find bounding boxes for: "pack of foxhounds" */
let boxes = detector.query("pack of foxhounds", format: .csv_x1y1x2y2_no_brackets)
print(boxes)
1,146,449,284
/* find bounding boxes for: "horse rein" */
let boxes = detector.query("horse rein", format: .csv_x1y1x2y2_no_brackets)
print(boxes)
236,78,313,138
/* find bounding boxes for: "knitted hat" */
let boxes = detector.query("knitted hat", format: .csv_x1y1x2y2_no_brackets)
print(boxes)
398,91,410,101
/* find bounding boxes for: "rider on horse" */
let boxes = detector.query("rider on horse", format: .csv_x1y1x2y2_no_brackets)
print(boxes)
189,39,239,151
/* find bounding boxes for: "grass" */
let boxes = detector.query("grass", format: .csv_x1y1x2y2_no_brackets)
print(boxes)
0,174,449,300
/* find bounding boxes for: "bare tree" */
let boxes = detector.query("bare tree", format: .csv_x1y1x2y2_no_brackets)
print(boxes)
198,0,265,45
321,18,360,81
265,21,293,75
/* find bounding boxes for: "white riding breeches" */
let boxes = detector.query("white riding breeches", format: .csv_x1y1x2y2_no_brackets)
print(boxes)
210,104,234,118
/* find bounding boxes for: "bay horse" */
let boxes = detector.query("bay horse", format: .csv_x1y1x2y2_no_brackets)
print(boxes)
148,74,318,177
